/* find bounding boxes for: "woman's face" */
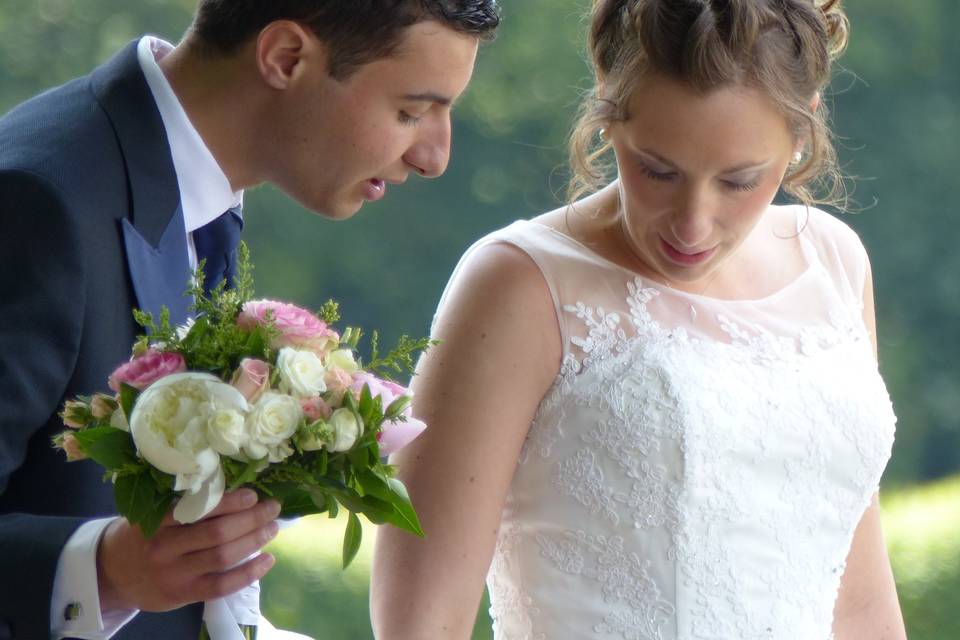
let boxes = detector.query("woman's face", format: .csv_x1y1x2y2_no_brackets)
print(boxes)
610,74,796,289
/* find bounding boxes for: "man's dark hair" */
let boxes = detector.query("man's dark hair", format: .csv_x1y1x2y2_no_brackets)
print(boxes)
190,0,500,78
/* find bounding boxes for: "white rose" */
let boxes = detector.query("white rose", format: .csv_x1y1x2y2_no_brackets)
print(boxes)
277,347,327,398
325,348,359,374
206,408,247,457
129,372,249,523
244,391,302,462
328,408,361,452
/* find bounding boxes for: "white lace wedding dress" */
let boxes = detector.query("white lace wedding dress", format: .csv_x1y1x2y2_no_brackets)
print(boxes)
448,206,896,639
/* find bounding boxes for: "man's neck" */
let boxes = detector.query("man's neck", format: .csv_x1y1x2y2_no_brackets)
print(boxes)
158,42,261,191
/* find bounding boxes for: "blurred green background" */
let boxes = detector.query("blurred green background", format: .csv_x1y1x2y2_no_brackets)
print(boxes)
1,0,956,637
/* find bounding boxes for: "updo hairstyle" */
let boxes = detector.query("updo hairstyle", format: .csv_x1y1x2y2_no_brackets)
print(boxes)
568,0,850,208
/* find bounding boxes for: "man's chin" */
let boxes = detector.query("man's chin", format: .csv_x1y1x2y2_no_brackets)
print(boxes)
303,197,363,221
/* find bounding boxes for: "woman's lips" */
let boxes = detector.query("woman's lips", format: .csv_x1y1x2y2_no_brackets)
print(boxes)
659,236,716,266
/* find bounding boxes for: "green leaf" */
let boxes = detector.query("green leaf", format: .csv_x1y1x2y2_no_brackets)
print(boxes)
140,492,174,538
243,327,268,358
262,483,322,518
326,494,339,519
355,469,424,536
118,383,140,421
358,384,374,420
342,511,362,569
73,426,138,471
385,477,424,537
114,469,172,538
342,391,358,414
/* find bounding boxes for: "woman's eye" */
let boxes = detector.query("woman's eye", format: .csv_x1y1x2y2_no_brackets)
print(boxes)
642,166,677,182
724,179,760,192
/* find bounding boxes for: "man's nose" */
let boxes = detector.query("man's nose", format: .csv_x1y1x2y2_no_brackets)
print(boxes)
403,116,451,178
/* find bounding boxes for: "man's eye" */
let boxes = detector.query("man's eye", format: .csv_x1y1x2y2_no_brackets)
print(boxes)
398,111,423,127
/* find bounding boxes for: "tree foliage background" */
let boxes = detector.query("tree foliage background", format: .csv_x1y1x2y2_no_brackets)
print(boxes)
2,0,957,637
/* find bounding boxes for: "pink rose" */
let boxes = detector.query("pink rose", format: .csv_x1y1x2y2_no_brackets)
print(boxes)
90,394,118,420
325,367,355,397
62,433,87,461
301,397,333,422
61,400,90,429
238,300,339,352
108,350,187,392
231,358,271,403
351,373,426,456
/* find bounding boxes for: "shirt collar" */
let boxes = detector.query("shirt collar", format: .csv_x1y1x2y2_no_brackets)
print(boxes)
137,36,242,234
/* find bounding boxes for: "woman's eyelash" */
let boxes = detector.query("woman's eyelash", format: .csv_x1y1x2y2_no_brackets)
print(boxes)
642,164,760,193
726,180,759,192
642,166,676,182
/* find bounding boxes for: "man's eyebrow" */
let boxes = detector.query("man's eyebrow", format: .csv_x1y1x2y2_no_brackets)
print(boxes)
402,92,453,107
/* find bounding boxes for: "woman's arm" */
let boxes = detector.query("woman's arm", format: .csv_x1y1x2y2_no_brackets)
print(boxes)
371,242,562,639
832,258,906,639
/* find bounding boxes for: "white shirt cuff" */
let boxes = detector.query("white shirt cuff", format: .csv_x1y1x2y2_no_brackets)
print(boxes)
50,517,139,640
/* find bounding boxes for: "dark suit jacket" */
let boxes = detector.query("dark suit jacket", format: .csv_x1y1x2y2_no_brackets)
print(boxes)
0,41,203,639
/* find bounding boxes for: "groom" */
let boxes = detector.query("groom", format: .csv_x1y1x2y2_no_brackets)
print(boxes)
0,1,498,638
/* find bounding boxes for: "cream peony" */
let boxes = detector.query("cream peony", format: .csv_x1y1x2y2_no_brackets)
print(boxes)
128,372,249,523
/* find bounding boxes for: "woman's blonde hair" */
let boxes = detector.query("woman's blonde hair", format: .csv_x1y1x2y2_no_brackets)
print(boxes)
568,0,850,207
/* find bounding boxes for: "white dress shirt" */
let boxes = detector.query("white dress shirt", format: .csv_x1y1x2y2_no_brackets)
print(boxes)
49,35,244,639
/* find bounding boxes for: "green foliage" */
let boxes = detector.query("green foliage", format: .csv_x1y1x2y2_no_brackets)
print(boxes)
137,243,276,377
882,476,960,640
365,333,438,381
73,426,138,470
115,468,174,538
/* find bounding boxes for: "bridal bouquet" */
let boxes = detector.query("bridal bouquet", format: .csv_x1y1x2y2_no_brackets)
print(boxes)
54,246,427,567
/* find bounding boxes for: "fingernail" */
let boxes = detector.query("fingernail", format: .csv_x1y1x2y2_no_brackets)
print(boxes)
262,553,276,570
240,489,258,506
267,522,280,539
267,500,282,517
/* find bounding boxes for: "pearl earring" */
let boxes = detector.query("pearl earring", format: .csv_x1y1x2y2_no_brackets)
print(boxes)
791,150,803,164
598,127,609,141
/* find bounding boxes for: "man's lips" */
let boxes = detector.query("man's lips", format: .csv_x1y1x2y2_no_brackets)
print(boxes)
364,179,386,201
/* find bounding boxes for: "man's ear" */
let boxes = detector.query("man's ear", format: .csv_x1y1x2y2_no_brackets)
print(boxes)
256,20,327,90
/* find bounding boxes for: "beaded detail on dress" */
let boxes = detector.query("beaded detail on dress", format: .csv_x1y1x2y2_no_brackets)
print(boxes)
437,207,895,640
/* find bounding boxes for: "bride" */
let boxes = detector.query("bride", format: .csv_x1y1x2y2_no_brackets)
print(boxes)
371,0,906,638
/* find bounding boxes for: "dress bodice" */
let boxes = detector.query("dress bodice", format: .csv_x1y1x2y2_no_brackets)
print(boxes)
441,207,896,639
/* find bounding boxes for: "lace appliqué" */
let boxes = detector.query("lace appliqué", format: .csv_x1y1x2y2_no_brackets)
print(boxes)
491,263,894,640
537,531,675,640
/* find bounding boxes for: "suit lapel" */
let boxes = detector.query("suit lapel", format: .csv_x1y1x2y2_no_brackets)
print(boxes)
89,41,192,326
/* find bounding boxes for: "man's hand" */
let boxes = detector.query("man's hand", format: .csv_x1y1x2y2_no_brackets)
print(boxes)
97,489,281,612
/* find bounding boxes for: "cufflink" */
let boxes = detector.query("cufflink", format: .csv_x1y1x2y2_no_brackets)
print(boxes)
63,602,82,622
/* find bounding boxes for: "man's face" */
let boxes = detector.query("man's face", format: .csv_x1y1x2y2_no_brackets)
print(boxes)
262,21,480,219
